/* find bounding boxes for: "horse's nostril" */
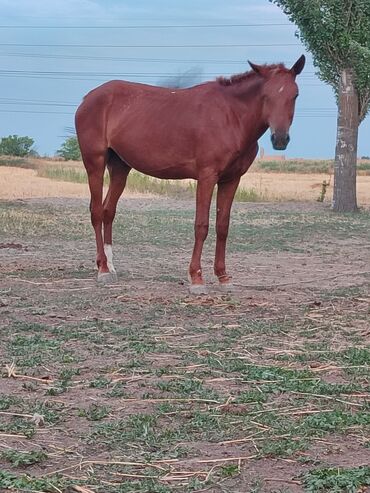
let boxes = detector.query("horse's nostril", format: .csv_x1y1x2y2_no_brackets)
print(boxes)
271,133,289,149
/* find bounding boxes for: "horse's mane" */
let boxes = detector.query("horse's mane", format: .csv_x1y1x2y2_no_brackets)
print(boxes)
217,63,288,86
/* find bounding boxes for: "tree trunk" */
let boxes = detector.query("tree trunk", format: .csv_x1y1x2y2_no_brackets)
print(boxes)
332,68,359,212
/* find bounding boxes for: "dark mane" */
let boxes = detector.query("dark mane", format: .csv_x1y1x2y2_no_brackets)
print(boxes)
217,63,289,86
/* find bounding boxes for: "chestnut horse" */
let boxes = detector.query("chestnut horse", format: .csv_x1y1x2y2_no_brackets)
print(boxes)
75,55,305,293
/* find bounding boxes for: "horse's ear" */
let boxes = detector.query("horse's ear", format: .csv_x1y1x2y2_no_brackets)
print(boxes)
248,60,264,76
291,55,306,76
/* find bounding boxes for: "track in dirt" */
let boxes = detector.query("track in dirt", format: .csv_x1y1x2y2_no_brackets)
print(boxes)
0,197,370,492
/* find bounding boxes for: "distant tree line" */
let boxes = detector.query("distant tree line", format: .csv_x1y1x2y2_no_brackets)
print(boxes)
0,135,36,157
56,136,81,161
0,134,81,161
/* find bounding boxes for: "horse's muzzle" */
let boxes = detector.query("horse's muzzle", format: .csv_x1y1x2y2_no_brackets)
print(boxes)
271,133,290,151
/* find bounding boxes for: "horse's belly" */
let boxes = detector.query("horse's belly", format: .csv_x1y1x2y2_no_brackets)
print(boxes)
134,162,197,180
114,148,197,180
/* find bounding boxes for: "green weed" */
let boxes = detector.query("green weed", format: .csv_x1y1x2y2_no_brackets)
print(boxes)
79,404,111,421
0,470,68,492
1,449,47,467
260,438,308,458
302,466,370,492
0,395,21,411
220,464,240,477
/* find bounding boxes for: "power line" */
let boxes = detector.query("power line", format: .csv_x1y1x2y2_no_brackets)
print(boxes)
0,42,301,48
0,69,317,77
0,109,73,115
0,23,292,29
0,74,323,86
0,52,312,66
0,101,76,107
0,97,77,104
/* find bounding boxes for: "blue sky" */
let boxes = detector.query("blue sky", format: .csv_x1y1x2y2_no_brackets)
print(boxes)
0,0,369,159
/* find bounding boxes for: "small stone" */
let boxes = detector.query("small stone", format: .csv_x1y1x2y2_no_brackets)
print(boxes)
31,413,45,427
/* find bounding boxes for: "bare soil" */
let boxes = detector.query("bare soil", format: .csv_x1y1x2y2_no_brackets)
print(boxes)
0,196,369,493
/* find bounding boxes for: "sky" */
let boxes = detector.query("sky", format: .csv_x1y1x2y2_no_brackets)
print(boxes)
0,0,369,159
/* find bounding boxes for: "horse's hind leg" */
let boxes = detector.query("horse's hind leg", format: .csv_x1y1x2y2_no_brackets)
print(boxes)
102,151,131,281
83,151,110,282
214,176,240,292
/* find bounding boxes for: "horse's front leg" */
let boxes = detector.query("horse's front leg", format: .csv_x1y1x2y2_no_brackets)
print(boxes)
188,175,217,294
214,176,240,292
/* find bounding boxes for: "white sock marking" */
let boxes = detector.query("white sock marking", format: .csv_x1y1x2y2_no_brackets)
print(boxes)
104,244,116,273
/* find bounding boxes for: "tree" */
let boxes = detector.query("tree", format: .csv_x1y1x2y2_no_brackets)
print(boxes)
0,135,35,157
270,0,370,212
57,136,81,161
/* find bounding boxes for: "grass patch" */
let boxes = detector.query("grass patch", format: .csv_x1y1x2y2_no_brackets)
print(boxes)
234,186,263,202
0,156,35,169
255,159,333,174
127,171,195,198
357,161,370,174
1,449,47,467
260,437,308,458
302,466,370,492
8,334,74,367
37,164,88,184
36,164,265,202
0,395,21,411
254,158,370,175
4,155,370,176
79,404,111,421
0,418,36,439
0,470,69,492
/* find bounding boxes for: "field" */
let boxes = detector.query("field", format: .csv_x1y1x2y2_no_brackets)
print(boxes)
2,156,370,204
1,169,370,493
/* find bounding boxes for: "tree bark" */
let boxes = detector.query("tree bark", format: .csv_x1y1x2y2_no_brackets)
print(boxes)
332,68,359,212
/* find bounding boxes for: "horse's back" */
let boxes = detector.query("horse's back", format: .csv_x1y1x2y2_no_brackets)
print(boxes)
79,79,186,110
75,79,197,142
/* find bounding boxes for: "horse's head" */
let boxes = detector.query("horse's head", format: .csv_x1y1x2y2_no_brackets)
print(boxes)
248,55,305,151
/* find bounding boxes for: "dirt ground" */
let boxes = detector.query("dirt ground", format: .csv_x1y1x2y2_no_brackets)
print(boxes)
0,194,369,492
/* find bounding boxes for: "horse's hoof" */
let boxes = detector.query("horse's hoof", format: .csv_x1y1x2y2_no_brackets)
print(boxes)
97,271,118,285
189,283,209,295
219,282,234,293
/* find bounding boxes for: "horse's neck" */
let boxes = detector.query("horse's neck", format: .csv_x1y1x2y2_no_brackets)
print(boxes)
228,80,268,143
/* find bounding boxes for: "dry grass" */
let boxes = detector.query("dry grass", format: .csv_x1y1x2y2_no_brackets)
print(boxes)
241,172,324,202
2,160,370,204
0,167,148,200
